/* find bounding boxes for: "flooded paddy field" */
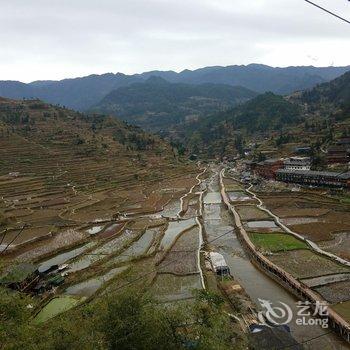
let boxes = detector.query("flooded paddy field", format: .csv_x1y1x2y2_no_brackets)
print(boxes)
0,160,205,327
107,227,161,265
301,273,350,288
227,191,252,202
34,296,83,324
159,218,197,251
157,226,200,275
67,228,139,273
64,266,129,298
203,192,222,204
245,220,280,231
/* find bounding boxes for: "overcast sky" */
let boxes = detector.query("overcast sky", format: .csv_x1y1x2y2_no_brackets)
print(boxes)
0,0,349,82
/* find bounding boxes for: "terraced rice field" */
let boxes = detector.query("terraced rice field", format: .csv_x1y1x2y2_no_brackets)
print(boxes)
332,301,350,323
248,232,308,252
34,296,83,323
258,191,350,261
314,280,350,304
150,274,202,301
236,205,270,221
269,250,350,279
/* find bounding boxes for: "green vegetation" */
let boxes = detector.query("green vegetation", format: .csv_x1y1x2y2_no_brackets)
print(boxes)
176,92,302,157
248,232,308,252
0,287,245,350
34,296,82,324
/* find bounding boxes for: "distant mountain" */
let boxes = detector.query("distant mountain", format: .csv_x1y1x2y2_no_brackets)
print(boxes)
175,92,302,156
0,73,142,110
0,64,348,112
91,77,257,130
298,71,350,107
137,64,350,95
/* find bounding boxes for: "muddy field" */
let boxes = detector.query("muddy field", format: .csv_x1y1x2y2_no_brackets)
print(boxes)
314,280,350,304
258,192,350,259
269,250,350,279
236,205,270,221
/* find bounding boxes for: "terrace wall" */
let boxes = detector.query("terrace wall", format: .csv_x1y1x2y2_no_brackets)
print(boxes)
219,170,350,344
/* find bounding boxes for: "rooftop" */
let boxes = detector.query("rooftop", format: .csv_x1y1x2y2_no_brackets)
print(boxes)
276,169,350,179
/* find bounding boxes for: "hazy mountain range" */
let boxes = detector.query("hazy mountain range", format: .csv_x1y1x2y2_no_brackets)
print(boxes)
0,64,349,111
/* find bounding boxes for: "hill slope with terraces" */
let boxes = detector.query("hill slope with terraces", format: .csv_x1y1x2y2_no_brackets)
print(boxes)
0,97,195,257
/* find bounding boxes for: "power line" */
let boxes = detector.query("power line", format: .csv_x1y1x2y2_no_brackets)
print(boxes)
304,0,350,24
0,225,27,255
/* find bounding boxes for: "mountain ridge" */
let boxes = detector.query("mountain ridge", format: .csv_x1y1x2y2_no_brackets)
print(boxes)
0,64,349,111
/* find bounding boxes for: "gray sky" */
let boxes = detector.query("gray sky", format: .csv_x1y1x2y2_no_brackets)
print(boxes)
0,0,349,82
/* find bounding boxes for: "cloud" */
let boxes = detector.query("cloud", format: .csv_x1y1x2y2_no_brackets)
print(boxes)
0,0,349,82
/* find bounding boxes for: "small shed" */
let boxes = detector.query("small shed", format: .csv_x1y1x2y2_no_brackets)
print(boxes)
0,263,38,291
209,252,230,276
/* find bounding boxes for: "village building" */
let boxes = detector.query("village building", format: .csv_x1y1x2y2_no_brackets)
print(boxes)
325,137,350,164
294,146,312,155
326,145,350,164
276,169,350,188
284,156,311,171
254,158,284,180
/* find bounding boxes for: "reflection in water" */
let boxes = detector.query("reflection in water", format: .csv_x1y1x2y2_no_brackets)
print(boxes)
39,242,96,272
64,266,128,297
160,218,197,251
68,229,138,272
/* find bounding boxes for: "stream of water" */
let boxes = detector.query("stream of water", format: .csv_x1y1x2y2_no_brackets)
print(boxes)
202,166,349,350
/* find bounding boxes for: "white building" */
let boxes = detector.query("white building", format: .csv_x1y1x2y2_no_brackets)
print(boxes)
284,157,311,171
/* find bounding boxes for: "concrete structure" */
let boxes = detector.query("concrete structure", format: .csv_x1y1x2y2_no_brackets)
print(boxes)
284,157,311,171
276,169,350,188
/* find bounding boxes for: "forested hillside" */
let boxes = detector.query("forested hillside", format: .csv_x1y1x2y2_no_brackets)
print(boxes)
91,77,257,130
173,92,302,157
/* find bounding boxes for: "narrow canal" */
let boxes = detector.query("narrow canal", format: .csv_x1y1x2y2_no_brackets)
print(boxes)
202,166,349,350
